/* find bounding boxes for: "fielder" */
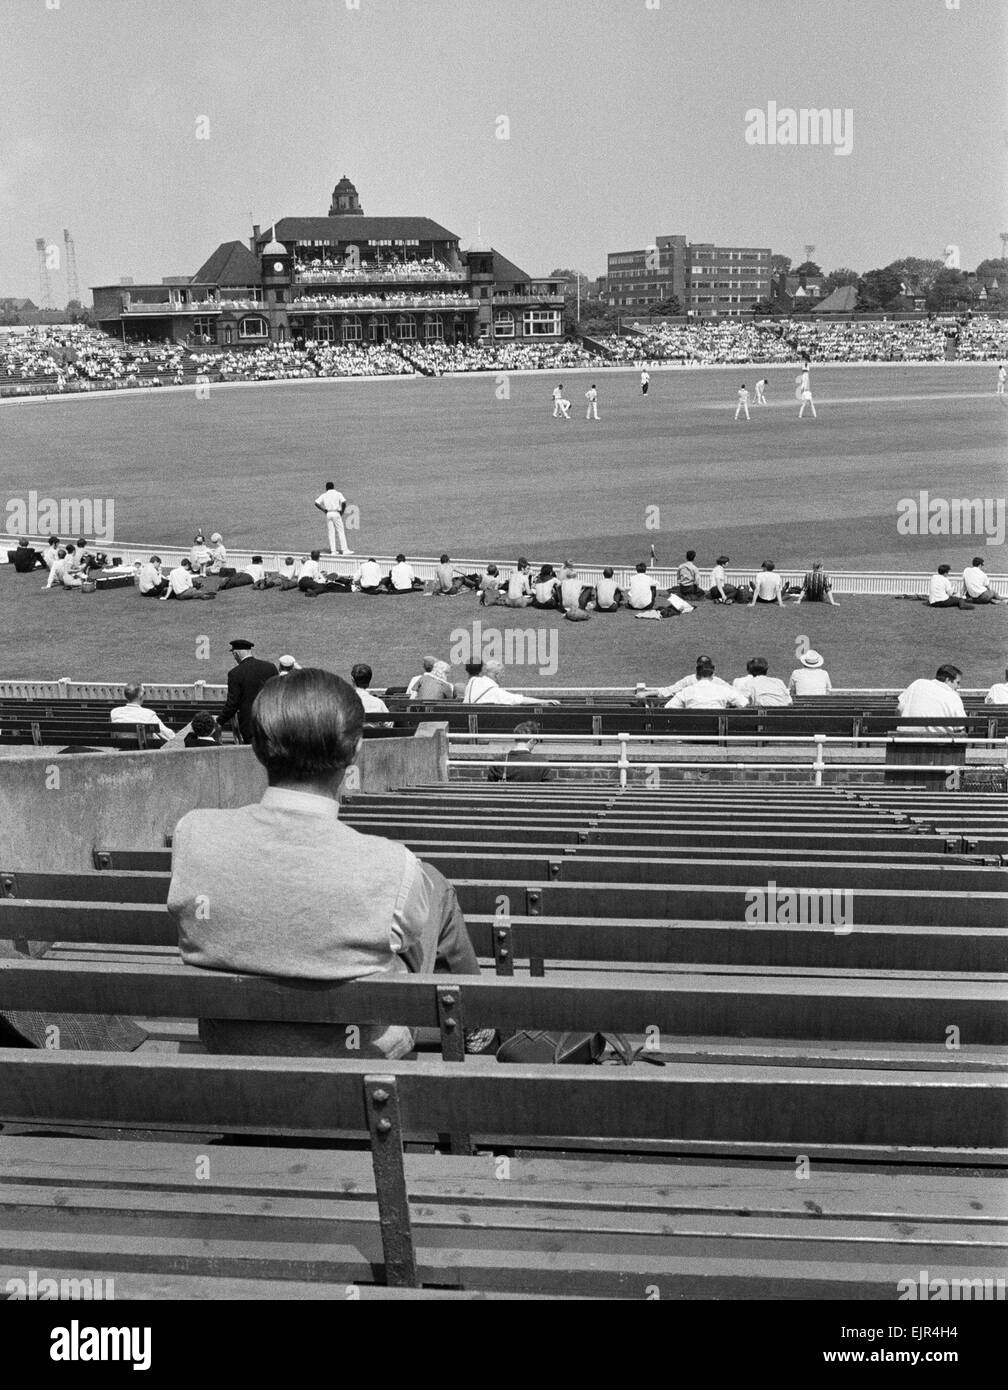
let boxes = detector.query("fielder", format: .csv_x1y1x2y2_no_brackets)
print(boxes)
734,383,750,421
797,367,816,419
754,377,768,405
585,383,600,420
552,383,571,419
314,481,354,557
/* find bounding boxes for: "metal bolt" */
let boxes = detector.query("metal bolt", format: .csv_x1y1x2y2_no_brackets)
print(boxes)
375,1118,392,1133
371,1089,389,1104
498,948,510,959
443,1017,457,1031
441,993,457,1006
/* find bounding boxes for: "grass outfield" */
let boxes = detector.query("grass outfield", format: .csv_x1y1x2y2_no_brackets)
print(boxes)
1,363,1005,687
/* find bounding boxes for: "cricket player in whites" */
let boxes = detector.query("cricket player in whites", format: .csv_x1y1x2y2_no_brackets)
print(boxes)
585,383,600,420
552,383,571,419
314,481,354,557
797,366,817,419
734,383,751,421
754,377,768,405
997,363,1006,402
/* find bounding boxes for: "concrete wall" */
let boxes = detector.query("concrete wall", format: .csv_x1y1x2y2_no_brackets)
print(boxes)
0,727,447,872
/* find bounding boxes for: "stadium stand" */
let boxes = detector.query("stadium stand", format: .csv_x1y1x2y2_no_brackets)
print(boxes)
1,726,1006,1296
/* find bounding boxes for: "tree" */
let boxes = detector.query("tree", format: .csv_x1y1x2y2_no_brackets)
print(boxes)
857,267,902,309
823,267,860,294
793,260,823,279
771,254,791,276
886,257,942,290
548,267,592,327
751,297,774,316
975,257,1008,282
926,267,967,312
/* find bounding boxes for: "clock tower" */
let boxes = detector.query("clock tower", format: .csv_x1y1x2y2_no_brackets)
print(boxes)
329,175,363,217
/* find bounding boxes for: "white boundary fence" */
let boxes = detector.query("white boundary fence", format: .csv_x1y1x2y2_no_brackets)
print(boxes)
5,535,1007,599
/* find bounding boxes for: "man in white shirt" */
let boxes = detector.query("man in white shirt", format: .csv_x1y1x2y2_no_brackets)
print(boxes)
626,562,657,611
749,562,785,607
585,383,599,420
313,480,354,557
640,369,650,396
353,558,384,594
667,658,747,710
897,665,966,732
927,565,962,608
41,535,60,571
985,668,1008,704
789,649,833,696
49,544,83,590
504,559,533,608
962,557,1001,605
733,657,793,708
166,558,214,600
593,567,620,611
110,684,174,743
462,658,559,706
389,553,420,593
559,564,584,611
137,555,169,598
638,655,708,703
351,663,390,718
798,365,816,419
552,384,570,419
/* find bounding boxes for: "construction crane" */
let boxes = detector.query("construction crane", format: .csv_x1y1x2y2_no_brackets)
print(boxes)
35,237,54,309
803,243,816,266
63,229,80,304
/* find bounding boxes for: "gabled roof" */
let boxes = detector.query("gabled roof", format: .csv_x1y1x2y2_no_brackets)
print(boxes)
272,216,459,243
812,285,858,313
192,241,262,286
490,249,531,285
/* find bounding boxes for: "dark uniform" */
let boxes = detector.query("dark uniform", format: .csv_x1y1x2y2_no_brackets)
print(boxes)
218,646,278,742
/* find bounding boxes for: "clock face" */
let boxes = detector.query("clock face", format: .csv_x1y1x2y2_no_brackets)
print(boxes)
272,261,284,273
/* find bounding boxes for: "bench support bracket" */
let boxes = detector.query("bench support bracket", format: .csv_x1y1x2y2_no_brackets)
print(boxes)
363,1074,418,1289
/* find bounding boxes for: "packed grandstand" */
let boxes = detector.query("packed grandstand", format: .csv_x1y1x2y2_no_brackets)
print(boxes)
1,315,1005,395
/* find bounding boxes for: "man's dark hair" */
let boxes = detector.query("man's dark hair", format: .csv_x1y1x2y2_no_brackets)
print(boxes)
310,549,320,560
636,561,647,573
937,564,951,575
761,560,775,571
251,554,263,564
48,534,59,545
697,658,716,679
441,553,450,563
123,682,142,702
250,668,362,783
396,553,405,563
603,567,614,577
150,554,161,564
325,480,334,489
487,563,498,576
747,657,769,676
65,543,75,554
190,710,218,738
686,550,696,561
351,663,372,688
695,654,713,673
935,664,962,684
972,556,984,567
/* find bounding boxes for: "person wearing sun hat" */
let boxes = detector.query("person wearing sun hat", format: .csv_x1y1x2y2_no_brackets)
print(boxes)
788,648,833,697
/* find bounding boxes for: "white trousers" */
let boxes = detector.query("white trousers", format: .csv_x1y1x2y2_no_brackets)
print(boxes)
326,511,349,555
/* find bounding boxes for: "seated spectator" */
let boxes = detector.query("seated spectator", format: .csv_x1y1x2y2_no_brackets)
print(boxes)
478,563,502,607
640,654,709,703
788,649,833,696
487,721,554,783
733,657,793,707
167,668,488,1058
49,544,83,590
10,538,45,572
625,561,657,611
433,553,464,596
298,550,343,597
414,659,455,701
592,567,621,611
666,657,747,709
559,563,588,611
190,533,213,574
353,557,384,594
137,555,169,597
927,564,965,608
75,537,97,572
44,546,68,589
351,662,389,716
40,535,61,571
277,556,300,590
167,557,214,599
462,658,559,705
985,667,1008,704
962,557,1001,605
110,683,174,742
532,564,560,609
504,558,533,608
406,656,437,697
208,533,228,573
707,555,735,604
796,560,838,606
897,664,966,733
677,549,702,599
183,710,223,748
277,655,302,677
389,553,423,593
749,560,785,606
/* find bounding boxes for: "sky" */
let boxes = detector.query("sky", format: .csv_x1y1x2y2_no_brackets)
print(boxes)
2,0,1006,303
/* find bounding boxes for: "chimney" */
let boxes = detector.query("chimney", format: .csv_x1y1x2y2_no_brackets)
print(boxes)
250,223,261,253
